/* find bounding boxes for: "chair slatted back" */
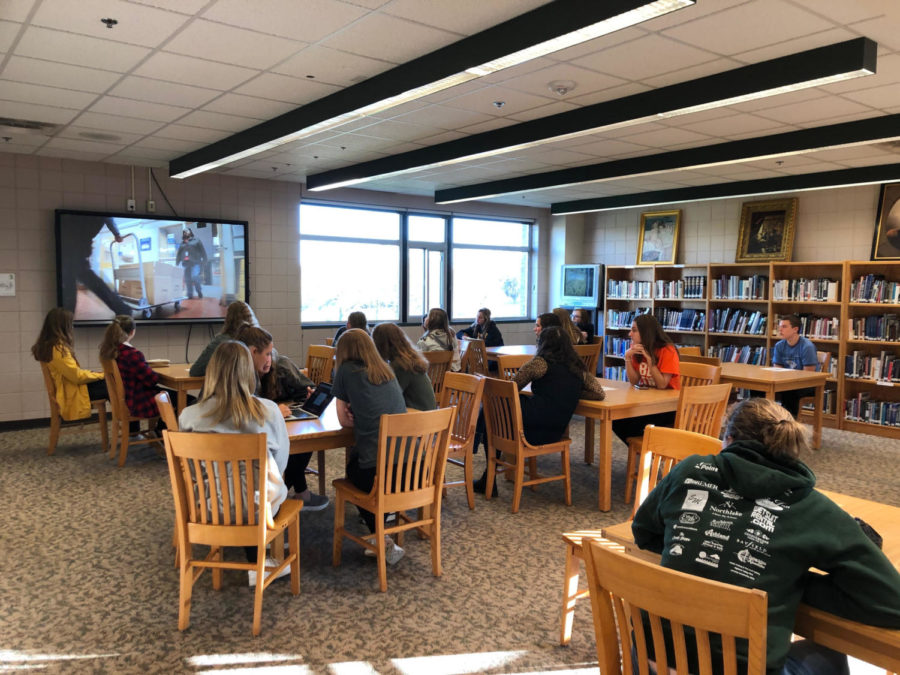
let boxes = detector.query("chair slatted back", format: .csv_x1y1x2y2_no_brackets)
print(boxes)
817,350,832,374
573,342,602,374
495,354,532,381
155,391,178,431
677,345,702,357
632,425,723,518
422,350,453,396
679,361,721,387
481,377,524,454
674,382,732,438
306,345,335,385
324,337,334,346
440,372,485,451
101,357,130,422
375,408,455,514
460,338,488,376
680,354,723,366
583,542,768,675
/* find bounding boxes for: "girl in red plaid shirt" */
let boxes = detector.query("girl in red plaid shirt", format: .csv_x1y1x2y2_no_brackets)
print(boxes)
99,315,161,419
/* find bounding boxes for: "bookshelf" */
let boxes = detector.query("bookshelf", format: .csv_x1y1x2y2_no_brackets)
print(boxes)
602,260,900,439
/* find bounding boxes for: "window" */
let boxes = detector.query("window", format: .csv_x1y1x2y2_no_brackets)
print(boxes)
300,203,532,324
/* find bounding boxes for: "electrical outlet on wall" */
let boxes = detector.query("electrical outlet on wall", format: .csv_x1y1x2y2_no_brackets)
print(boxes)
126,199,136,212
147,200,156,212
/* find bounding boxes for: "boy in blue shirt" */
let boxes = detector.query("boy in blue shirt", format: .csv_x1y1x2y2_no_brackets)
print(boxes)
772,314,819,416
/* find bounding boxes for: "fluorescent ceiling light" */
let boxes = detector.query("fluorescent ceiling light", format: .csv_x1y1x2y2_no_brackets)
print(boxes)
170,0,694,180
307,37,877,193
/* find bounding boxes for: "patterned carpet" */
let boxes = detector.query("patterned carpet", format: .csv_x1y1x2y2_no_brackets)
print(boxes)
0,420,896,674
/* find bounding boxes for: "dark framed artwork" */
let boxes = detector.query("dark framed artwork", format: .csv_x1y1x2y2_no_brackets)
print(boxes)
871,182,900,260
637,210,680,265
735,198,798,263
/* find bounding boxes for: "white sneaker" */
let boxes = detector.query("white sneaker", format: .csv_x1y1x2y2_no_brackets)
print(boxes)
364,537,405,565
247,557,291,586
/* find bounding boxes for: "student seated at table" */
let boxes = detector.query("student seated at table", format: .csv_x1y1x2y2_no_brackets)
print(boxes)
772,313,819,417
571,308,596,345
178,341,290,586
417,307,461,372
456,307,504,347
333,328,408,564
333,311,369,345
632,397,900,675
611,314,680,444
31,307,108,421
372,323,436,411
473,326,605,496
237,325,326,511
532,311,562,341
553,307,587,345
189,300,258,377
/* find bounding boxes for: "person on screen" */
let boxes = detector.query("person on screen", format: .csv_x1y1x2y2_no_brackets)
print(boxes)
178,341,290,587
417,307,461,372
175,227,208,301
60,215,133,317
456,307,504,347
632,397,900,674
31,308,108,421
571,308,596,344
189,301,258,377
553,307,586,345
99,314,163,425
532,311,561,341
237,325,326,511
612,314,680,444
333,311,369,344
372,323,436,412
332,329,408,564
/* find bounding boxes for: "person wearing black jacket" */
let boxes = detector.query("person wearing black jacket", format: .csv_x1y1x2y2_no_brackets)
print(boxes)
456,307,503,346
175,227,207,300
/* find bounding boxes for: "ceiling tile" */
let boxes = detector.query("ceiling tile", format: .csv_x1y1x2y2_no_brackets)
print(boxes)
383,0,544,35
641,57,741,89
850,15,900,51
438,84,555,117
504,100,580,122
42,136,124,155
841,85,900,110
319,13,458,63
234,73,341,105
789,0,884,24
0,0,35,22
0,81,97,109
202,0,369,42
1,55,121,93
825,53,900,94
729,26,858,64
154,123,231,143
453,117,517,135
202,93,296,119
34,146,108,161
273,44,392,86
340,118,440,142
77,111,165,134
395,104,495,130
0,20,20,52
756,96,875,125
676,112,788,139
496,61,626,100
109,76,220,108
58,126,144,146
15,26,151,71
564,138,655,159
164,19,306,69
177,109,260,132
108,145,174,162
128,0,209,14
571,34,717,82
0,100,78,124
564,82,653,107
89,96,190,123
623,126,713,150
134,52,257,90
131,136,204,153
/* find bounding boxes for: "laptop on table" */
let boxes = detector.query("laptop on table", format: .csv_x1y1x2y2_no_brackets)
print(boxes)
286,382,333,420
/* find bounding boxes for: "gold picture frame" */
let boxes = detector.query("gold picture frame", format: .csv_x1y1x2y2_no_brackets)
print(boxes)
637,210,680,265
871,182,900,260
735,198,797,263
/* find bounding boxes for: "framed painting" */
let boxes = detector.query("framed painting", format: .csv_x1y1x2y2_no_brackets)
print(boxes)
871,182,900,260
735,198,797,263
637,210,680,265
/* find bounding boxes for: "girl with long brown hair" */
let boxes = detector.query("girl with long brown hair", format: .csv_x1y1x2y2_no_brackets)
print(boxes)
99,314,162,420
372,323,436,411
552,307,586,345
417,307,461,371
189,301,258,377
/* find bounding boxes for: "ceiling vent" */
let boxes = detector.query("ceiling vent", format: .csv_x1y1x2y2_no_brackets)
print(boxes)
0,117,59,136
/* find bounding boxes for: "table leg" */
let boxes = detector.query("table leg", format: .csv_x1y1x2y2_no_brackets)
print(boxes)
584,417,595,464
597,416,612,512
763,386,775,401
317,450,326,494
177,388,187,414
812,383,824,450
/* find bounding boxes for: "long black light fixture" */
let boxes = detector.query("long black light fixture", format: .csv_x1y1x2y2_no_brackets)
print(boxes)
435,113,900,203
169,0,695,180
307,37,877,192
550,163,900,214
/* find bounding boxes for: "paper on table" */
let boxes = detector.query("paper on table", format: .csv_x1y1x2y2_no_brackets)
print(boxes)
762,367,792,371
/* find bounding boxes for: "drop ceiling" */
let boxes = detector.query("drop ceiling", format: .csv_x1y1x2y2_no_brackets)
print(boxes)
1,0,900,209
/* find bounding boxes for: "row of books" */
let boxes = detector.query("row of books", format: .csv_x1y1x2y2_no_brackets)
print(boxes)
606,307,650,329
845,350,900,381
800,389,836,415
711,274,768,300
849,314,900,342
793,315,840,340
653,308,706,332
850,274,900,304
605,337,632,358
709,308,767,335
706,344,768,365
844,393,900,427
654,277,706,299
772,277,839,302
603,365,627,381
608,280,651,299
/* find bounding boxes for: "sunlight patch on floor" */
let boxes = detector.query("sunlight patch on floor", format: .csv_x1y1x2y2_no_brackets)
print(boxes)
392,650,528,674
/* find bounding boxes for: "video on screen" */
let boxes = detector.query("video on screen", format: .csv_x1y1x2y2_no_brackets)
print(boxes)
56,210,248,324
563,267,593,297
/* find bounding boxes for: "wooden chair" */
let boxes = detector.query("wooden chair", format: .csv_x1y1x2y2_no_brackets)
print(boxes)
324,337,334,346
422,349,453,396
495,353,532,381
680,353,722,366
677,345,702,356
101,358,161,467
460,337,488,376
332,407,454,591
560,426,722,646
482,377,571,513
573,342,602,374
155,391,178,431
583,541,768,675
163,431,301,636
39,362,109,456
798,351,832,415
439,372,486,510
305,345,335,385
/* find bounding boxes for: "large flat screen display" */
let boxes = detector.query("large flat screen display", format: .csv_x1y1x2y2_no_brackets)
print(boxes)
55,210,248,325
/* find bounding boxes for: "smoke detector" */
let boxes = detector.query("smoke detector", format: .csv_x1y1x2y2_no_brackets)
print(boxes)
547,80,577,96
0,118,59,137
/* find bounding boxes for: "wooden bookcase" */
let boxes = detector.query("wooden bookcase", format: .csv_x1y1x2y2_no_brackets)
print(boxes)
603,260,900,439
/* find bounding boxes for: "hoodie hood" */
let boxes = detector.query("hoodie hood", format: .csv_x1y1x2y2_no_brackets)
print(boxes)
714,439,815,502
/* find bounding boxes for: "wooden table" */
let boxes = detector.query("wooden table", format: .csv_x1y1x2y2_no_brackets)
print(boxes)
485,344,536,363
575,379,679,512
601,490,900,672
719,363,829,449
286,399,354,495
152,363,204,413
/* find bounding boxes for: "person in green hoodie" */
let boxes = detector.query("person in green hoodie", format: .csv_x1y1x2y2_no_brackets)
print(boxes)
632,397,900,675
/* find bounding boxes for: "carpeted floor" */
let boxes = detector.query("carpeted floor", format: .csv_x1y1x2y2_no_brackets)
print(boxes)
0,419,896,674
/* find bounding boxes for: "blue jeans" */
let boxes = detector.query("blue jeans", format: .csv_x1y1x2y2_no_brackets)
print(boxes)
781,640,849,675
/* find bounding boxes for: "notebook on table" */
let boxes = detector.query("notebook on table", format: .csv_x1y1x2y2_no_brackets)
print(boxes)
286,382,333,420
